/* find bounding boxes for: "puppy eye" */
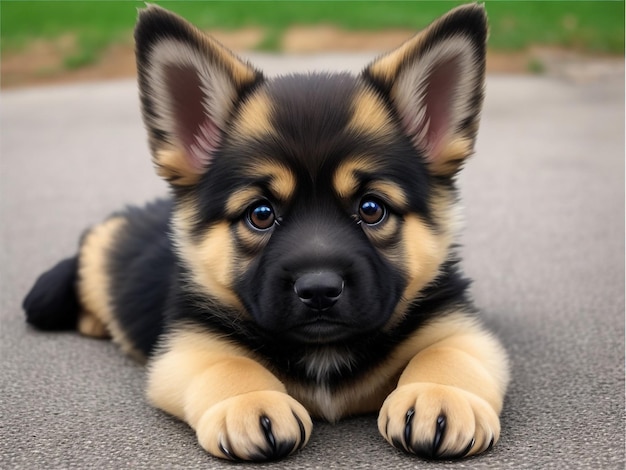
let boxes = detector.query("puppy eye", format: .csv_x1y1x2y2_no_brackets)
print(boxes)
358,197,386,225
247,201,276,231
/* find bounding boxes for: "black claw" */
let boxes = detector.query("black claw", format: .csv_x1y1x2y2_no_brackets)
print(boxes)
219,438,240,461
387,416,408,452
400,413,448,459
462,438,476,457
441,437,476,460
436,436,477,461
256,415,297,460
487,435,495,451
260,416,277,452
404,408,415,453
282,441,297,457
391,435,405,452
432,414,446,457
293,411,307,450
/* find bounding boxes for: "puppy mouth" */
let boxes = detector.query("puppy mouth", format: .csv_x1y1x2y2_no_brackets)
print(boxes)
287,318,354,344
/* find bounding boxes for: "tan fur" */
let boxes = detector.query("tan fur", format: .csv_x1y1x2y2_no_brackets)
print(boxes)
195,32,257,89
397,340,504,412
173,220,244,310
366,31,427,87
242,160,296,202
429,138,474,176
389,214,449,325
147,326,312,460
366,180,409,211
363,215,399,245
77,217,145,361
378,314,509,457
173,196,199,229
332,156,379,199
234,223,271,254
225,187,264,218
154,147,203,186
333,160,412,209
348,89,394,139
233,91,277,140
77,311,109,338
286,374,393,423
429,184,463,240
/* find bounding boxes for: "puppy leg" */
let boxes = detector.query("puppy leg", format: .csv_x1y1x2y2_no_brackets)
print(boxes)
147,325,312,461
378,313,509,459
76,215,123,342
77,310,110,338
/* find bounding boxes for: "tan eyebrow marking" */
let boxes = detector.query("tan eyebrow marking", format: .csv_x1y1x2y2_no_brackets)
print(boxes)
366,180,409,211
333,156,380,200
225,187,263,218
241,159,297,202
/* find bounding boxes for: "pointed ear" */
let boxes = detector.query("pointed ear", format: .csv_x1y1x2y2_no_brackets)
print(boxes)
135,5,263,186
363,4,487,176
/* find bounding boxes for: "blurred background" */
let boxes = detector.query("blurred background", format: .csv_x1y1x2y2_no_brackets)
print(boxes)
1,0,624,88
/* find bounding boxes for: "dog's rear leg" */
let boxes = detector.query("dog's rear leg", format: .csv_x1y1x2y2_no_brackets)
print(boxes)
75,215,125,341
77,310,110,338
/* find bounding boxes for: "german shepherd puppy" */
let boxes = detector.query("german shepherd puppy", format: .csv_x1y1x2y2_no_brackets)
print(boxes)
24,3,509,462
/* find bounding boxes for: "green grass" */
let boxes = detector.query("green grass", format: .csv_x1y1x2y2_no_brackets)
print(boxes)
2,1,624,59
527,57,547,75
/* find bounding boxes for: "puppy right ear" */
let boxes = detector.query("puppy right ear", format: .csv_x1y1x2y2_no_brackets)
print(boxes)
362,4,487,177
135,5,263,186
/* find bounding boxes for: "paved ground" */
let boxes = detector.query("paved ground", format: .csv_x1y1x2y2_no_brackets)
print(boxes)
1,54,624,469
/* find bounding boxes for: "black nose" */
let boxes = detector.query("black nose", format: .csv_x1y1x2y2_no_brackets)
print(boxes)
293,272,344,311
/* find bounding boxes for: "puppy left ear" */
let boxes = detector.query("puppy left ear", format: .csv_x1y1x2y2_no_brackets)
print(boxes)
363,4,487,176
135,5,263,186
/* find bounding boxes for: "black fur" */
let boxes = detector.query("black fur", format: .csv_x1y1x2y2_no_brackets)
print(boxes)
23,256,80,330
107,200,175,356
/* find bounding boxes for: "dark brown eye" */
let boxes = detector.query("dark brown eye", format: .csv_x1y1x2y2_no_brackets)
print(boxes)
247,201,275,230
358,197,386,225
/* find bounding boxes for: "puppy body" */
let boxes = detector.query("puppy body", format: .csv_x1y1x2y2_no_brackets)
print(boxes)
24,4,509,462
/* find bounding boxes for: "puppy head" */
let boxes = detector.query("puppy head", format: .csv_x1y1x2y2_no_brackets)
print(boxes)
135,4,487,344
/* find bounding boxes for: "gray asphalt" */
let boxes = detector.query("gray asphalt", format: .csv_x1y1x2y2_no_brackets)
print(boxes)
1,53,624,469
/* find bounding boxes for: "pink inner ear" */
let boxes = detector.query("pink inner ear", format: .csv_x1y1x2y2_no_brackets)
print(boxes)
406,56,461,161
165,65,221,172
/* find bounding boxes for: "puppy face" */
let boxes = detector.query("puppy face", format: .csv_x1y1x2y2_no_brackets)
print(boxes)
135,5,486,344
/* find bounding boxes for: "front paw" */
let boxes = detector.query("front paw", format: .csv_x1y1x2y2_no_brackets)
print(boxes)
378,383,500,459
196,390,312,461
